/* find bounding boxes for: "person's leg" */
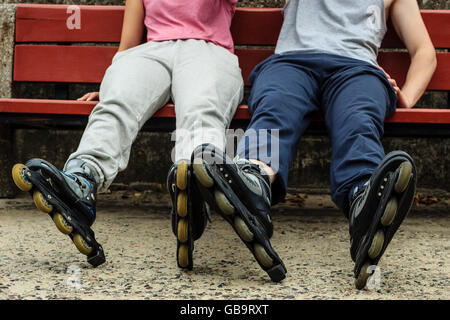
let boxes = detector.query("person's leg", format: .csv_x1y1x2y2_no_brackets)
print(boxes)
322,63,396,215
168,39,243,269
322,59,416,289
66,41,174,191
191,54,321,281
171,39,244,162
236,54,321,204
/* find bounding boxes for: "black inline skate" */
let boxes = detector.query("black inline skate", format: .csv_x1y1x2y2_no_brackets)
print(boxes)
11,158,105,267
349,151,416,289
191,144,287,282
167,160,209,270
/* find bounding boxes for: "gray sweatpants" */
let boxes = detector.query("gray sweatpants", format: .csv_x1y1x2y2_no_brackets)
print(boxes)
65,39,244,192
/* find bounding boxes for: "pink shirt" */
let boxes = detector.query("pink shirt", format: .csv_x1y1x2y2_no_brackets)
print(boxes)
142,0,237,53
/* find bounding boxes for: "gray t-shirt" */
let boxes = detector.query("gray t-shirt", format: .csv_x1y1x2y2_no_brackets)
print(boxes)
275,0,387,66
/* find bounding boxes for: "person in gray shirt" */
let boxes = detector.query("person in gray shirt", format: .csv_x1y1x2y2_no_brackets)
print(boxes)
193,0,437,289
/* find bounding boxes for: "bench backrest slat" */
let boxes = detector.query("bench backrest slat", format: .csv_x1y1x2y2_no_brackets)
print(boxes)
13,45,450,91
12,4,450,92
16,5,450,48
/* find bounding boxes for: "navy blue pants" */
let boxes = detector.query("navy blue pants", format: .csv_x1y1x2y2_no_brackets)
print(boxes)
236,52,397,215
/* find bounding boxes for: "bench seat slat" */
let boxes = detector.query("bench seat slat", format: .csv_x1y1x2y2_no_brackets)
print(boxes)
14,45,450,91
0,99,251,119
1,99,450,124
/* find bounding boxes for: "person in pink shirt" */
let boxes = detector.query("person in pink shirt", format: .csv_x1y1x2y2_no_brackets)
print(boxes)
13,0,288,280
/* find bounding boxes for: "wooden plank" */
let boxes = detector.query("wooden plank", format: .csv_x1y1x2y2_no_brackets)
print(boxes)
16,4,450,48
0,99,252,120
382,10,450,48
1,99,450,124
231,8,283,46
377,52,450,91
235,48,274,86
14,45,116,83
16,4,124,43
13,45,450,90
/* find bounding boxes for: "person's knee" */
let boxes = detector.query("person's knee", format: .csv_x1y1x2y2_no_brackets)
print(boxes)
250,90,295,127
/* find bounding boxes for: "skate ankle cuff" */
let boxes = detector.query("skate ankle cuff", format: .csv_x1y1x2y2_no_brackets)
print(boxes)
65,158,101,186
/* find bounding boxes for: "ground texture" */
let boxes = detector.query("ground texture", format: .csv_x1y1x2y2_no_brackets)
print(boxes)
0,190,448,300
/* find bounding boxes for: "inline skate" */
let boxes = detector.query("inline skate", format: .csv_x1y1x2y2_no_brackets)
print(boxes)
11,158,105,267
167,160,209,269
191,144,287,282
349,151,416,289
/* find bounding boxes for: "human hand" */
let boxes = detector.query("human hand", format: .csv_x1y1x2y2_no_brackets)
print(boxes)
378,66,412,108
77,92,99,101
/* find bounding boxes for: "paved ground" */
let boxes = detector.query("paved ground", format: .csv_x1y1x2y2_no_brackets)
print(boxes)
0,189,448,300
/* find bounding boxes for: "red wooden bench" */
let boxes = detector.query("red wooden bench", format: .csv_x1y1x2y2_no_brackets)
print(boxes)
0,4,449,136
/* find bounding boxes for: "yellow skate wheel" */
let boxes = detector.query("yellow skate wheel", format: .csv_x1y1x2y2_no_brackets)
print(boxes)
394,161,412,193
33,190,53,213
73,233,93,256
193,158,214,188
53,213,73,235
254,243,274,268
355,263,372,290
235,217,254,242
381,197,398,226
176,161,188,191
215,190,234,215
177,191,188,217
177,218,189,243
12,164,32,191
368,230,385,259
178,244,189,268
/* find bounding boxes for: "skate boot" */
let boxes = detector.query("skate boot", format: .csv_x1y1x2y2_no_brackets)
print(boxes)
349,151,416,289
11,158,105,267
191,144,287,282
167,160,209,270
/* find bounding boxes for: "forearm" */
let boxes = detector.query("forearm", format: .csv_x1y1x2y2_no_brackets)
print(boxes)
401,48,437,107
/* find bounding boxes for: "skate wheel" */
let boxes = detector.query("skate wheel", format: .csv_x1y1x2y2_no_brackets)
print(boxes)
73,233,93,256
177,218,189,243
234,217,254,242
12,164,32,191
177,191,188,217
394,161,412,193
178,244,189,268
176,161,188,191
381,197,398,226
53,213,73,235
355,263,372,290
368,230,384,259
33,190,53,213
193,158,214,188
254,243,274,268
215,190,234,215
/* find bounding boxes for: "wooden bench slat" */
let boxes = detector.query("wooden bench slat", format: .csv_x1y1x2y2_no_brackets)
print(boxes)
378,51,450,91
0,99,252,119
1,99,450,124
16,4,124,43
16,4,450,49
14,45,116,83
382,10,450,48
14,45,450,90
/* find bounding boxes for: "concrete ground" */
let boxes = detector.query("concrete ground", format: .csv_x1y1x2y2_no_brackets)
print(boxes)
0,188,448,300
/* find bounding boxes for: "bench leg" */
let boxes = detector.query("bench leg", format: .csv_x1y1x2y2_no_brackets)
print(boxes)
0,125,17,198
